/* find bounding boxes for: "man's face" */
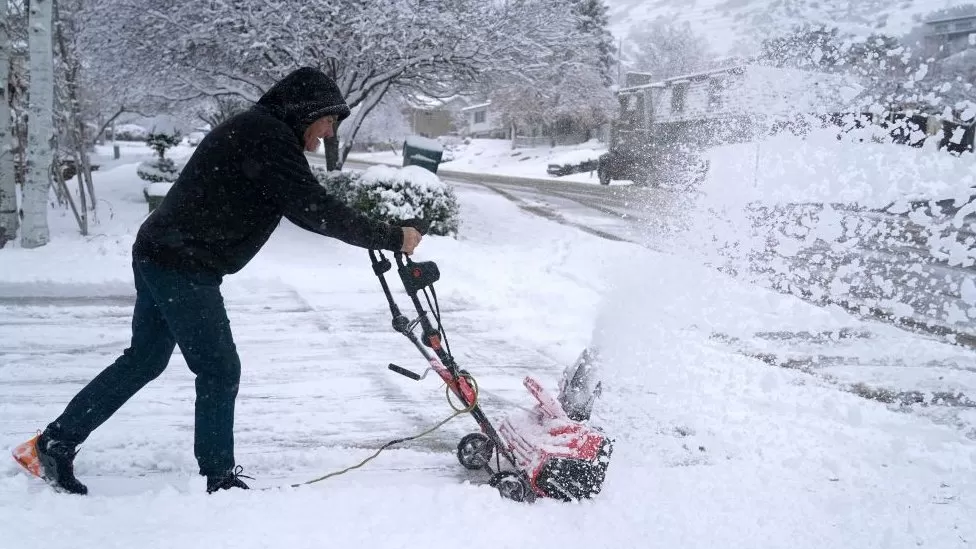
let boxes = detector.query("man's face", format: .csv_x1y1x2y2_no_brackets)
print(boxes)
304,115,338,152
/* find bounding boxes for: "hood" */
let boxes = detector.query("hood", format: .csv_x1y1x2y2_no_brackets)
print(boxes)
257,67,351,141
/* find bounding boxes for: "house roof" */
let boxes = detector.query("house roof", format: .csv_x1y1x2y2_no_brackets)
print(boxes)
461,102,491,112
406,94,470,110
619,63,865,116
925,14,976,25
617,64,745,93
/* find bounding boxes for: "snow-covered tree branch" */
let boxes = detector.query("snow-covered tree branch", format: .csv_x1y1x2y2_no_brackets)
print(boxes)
79,0,609,166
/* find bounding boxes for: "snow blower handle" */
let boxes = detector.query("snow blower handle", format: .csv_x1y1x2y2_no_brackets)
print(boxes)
398,218,429,236
388,363,426,381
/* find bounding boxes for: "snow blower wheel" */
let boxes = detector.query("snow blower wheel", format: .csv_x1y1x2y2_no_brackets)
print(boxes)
489,471,528,502
457,433,494,470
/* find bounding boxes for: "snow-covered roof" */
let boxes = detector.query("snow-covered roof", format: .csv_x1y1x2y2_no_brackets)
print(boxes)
407,94,468,110
461,102,491,112
925,14,976,25
619,64,865,116
617,64,745,93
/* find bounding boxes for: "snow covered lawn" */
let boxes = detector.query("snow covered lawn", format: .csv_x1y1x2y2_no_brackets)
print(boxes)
1,158,975,548
347,138,614,184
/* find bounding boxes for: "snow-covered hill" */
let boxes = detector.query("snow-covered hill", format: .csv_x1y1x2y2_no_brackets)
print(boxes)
606,0,969,56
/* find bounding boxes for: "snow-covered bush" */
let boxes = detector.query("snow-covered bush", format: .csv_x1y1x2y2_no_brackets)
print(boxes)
146,131,182,159
313,165,460,237
138,131,183,184
137,158,181,183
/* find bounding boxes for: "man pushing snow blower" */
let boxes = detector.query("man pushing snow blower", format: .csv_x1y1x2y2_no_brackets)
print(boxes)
368,250,613,502
12,65,614,501
12,67,423,495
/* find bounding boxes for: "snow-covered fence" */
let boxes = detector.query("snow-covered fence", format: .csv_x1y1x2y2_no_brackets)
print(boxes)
313,165,460,237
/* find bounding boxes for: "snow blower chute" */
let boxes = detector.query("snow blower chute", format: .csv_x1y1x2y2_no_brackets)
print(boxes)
368,240,612,503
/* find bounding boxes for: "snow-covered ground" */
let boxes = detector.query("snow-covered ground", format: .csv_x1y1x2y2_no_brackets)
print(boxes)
2,149,976,548
348,138,612,184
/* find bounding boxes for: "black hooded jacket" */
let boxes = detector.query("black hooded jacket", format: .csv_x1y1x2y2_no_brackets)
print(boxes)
132,67,404,276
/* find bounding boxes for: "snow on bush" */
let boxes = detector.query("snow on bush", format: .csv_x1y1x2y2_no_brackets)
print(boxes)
136,158,181,183
313,165,460,237
138,131,185,184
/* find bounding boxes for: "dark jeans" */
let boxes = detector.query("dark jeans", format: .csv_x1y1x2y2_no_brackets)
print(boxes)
45,258,241,476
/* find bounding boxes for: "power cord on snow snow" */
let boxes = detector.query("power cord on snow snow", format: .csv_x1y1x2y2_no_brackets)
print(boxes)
286,372,479,489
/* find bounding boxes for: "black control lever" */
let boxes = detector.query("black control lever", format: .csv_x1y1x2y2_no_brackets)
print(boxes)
388,363,422,381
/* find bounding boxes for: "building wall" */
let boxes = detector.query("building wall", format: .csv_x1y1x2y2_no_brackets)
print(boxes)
633,65,860,128
646,74,732,124
464,106,506,138
924,16,976,59
408,109,455,138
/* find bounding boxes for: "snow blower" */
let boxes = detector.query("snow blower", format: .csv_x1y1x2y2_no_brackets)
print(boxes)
368,241,612,503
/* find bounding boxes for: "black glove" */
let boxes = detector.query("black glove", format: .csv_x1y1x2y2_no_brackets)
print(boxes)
398,218,430,236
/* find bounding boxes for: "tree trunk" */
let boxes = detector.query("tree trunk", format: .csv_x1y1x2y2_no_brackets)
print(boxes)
54,3,96,211
21,0,55,248
337,81,391,169
0,0,18,247
323,136,339,171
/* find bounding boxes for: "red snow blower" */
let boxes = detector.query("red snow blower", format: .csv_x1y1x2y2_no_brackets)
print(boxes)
369,234,612,503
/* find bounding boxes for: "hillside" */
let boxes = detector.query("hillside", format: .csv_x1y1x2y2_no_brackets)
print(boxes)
606,0,970,56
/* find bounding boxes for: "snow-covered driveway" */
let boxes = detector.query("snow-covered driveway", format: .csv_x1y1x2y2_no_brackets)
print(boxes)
1,167,975,549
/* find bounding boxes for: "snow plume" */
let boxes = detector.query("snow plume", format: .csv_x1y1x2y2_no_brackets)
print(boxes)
677,131,976,339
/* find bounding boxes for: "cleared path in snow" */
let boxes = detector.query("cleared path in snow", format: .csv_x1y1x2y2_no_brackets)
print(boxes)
2,178,975,549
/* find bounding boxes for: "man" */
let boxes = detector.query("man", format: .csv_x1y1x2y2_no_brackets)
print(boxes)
11,67,423,495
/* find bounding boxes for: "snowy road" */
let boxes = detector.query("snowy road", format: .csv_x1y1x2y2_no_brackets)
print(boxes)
2,160,975,548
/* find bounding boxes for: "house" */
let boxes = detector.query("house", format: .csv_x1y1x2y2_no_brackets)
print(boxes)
403,95,470,138
600,64,865,185
460,101,506,139
460,101,598,147
614,64,863,132
924,14,976,60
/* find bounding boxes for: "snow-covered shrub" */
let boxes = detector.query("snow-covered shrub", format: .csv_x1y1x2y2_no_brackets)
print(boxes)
313,165,460,237
138,131,184,184
146,131,182,159
137,158,181,183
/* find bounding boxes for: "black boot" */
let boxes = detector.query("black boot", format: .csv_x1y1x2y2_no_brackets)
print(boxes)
206,465,252,493
36,433,88,495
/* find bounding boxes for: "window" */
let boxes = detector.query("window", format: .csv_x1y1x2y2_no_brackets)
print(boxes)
619,93,645,128
708,78,723,108
671,84,687,113
956,21,973,30
474,110,486,124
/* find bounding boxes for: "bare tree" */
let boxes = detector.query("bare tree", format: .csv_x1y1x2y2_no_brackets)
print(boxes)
54,0,96,232
625,17,713,79
196,96,251,130
21,0,56,248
